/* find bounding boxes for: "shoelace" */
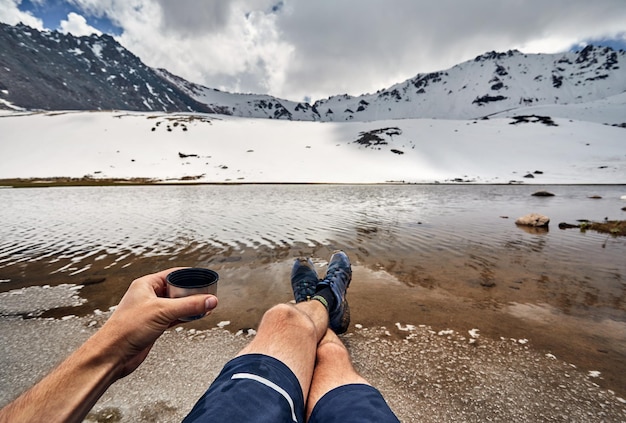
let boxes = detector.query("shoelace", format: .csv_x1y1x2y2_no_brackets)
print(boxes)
325,266,349,285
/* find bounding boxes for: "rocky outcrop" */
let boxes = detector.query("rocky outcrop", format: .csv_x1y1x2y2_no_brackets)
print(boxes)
515,213,550,227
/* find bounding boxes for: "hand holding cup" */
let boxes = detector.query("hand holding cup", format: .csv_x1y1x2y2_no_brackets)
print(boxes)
166,268,219,321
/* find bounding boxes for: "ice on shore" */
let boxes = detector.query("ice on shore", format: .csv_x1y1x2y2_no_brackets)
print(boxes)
0,284,86,317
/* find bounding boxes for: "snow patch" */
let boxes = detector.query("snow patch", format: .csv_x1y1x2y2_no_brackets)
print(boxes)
0,111,623,184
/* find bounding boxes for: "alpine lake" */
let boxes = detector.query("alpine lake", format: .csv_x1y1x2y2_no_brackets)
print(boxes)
1,183,625,395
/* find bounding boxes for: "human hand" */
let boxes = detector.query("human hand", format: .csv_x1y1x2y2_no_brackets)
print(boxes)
0,268,218,423
97,268,218,378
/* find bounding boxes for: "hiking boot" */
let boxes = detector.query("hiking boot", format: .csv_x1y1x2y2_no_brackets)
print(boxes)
291,258,319,303
318,251,352,334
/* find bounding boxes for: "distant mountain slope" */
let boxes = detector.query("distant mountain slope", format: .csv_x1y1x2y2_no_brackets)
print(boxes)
1,22,625,122
162,47,626,122
154,68,318,121
315,48,626,121
0,22,212,112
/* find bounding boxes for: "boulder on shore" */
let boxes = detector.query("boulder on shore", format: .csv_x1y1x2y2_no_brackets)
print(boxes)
532,191,555,197
515,213,550,227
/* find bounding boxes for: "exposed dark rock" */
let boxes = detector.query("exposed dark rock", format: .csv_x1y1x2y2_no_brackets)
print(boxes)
480,279,496,288
510,115,558,126
412,71,444,91
472,95,508,105
272,104,292,119
495,64,509,76
80,277,106,285
532,191,555,197
559,220,626,236
354,127,402,148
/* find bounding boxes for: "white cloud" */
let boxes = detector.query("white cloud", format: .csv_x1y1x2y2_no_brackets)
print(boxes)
0,0,44,29
9,0,626,102
270,0,626,101
59,12,101,36
68,0,293,95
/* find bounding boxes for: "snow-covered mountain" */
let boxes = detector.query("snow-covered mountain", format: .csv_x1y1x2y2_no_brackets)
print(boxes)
2,22,625,124
312,48,626,122
0,22,212,112
154,68,320,121
162,47,626,123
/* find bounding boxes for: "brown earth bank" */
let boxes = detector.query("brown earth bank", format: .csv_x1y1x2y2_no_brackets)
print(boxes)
4,177,626,188
558,220,626,236
2,231,626,421
0,177,162,187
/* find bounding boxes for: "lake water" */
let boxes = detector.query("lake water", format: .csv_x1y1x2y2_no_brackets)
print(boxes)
2,183,626,396
1,184,625,321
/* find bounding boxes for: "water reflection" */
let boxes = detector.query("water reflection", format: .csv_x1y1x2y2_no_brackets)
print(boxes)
1,184,625,318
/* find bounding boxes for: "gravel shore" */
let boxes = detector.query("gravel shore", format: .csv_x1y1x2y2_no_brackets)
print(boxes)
1,263,625,422
1,311,625,422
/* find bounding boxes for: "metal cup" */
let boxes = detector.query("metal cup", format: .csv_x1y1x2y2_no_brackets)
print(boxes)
166,268,219,321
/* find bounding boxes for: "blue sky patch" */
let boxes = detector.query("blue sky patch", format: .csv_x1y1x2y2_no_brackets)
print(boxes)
19,0,122,35
570,34,626,52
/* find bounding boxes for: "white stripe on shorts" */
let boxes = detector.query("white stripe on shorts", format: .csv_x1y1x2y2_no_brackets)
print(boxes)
231,372,298,422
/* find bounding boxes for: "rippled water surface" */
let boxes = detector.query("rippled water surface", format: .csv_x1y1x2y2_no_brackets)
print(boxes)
1,184,625,312
1,185,625,262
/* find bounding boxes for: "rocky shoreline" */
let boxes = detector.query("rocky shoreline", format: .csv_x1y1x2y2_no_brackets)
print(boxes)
1,311,625,422
1,263,625,422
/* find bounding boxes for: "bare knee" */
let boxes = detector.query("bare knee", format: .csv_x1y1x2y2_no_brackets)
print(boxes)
261,303,317,338
316,333,369,384
317,337,350,363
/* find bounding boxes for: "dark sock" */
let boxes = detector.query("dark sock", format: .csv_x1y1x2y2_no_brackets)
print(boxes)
312,287,336,311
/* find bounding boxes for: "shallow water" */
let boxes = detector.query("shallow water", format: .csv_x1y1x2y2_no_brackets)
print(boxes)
2,184,626,395
1,184,625,279
1,184,625,319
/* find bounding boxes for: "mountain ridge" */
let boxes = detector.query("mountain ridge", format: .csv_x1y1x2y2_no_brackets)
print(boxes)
0,22,213,113
167,47,626,122
1,22,625,122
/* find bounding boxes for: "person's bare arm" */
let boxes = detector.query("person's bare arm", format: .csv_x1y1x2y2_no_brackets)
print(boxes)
0,268,218,423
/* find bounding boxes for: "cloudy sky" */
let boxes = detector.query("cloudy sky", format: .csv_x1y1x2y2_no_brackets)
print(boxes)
2,0,626,102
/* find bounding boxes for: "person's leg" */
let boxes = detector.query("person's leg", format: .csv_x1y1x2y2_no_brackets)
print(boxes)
184,254,347,423
183,301,328,423
307,329,401,423
184,252,353,423
236,300,329,396
234,250,350,394
306,329,369,416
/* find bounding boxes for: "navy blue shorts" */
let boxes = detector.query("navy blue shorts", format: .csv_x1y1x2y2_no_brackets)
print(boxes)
309,384,400,423
182,354,399,423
